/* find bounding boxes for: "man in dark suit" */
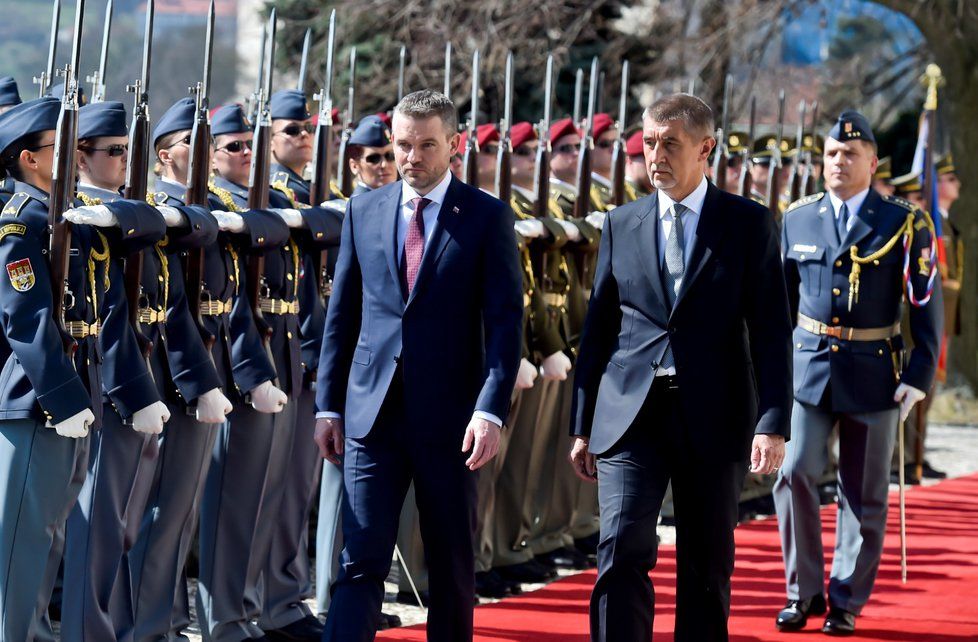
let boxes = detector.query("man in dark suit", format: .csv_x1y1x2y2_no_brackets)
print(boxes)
569,93,793,642
313,89,523,642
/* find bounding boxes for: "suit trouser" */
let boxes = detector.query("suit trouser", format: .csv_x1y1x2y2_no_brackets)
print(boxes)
322,377,478,642
0,418,89,642
396,484,429,596
590,382,746,642
61,405,159,642
259,387,322,630
196,398,296,641
773,400,897,614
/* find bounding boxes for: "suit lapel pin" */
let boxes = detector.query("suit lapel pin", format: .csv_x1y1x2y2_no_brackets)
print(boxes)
452,206,460,214
819,206,827,213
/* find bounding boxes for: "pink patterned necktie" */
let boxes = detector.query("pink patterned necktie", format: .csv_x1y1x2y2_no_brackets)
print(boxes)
401,197,431,297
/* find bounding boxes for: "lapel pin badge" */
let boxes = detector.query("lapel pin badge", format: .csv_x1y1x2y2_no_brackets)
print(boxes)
453,206,460,214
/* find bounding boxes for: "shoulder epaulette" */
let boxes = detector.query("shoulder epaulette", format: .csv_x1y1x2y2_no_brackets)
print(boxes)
785,191,824,213
272,171,291,185
882,194,918,212
77,192,102,206
1,192,32,218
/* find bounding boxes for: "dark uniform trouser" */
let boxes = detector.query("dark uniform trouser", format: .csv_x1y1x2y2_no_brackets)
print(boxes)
0,418,89,642
591,382,746,642
259,386,322,630
196,398,297,642
774,400,897,614
61,404,159,642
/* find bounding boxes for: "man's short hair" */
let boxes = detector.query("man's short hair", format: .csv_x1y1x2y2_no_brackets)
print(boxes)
642,94,715,140
394,90,458,136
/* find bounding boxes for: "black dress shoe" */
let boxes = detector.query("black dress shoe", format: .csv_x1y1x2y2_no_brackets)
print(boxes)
573,533,599,556
263,614,324,641
822,606,856,636
377,612,402,630
396,589,430,607
495,560,556,583
475,570,513,598
921,460,947,479
775,593,826,631
537,547,593,570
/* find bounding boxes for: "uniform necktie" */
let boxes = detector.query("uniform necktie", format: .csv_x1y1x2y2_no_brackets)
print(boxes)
401,197,431,297
660,203,686,371
836,202,850,245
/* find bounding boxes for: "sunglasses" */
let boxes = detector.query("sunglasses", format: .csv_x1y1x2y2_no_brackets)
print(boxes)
28,142,56,152
595,139,615,150
217,140,253,154
363,151,395,165
554,143,580,155
277,123,316,137
167,134,192,149
482,144,500,156
512,146,535,157
81,143,128,157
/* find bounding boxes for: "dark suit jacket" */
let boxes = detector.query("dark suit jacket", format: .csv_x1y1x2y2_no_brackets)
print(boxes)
316,176,523,441
571,182,793,459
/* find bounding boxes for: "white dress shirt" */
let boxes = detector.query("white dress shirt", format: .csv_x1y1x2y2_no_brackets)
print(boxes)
827,187,869,235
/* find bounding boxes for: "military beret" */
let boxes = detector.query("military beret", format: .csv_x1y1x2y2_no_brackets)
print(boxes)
0,97,61,157
375,112,392,127
625,129,644,157
936,153,955,175
349,114,391,148
311,108,340,127
828,110,875,145
475,123,500,148
891,171,922,195
874,156,892,181
211,103,251,137
592,112,615,139
78,101,128,140
549,117,579,145
510,121,536,149
46,82,88,105
153,97,196,146
726,131,749,154
270,90,310,120
0,77,22,108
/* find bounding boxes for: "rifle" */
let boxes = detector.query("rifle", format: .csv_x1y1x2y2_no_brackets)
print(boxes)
248,22,267,121
494,51,513,202
183,0,215,347
397,45,406,103
765,90,785,217
246,8,277,347
573,57,598,221
460,49,480,187
310,9,337,298
48,0,84,354
572,68,583,125
335,47,356,197
787,100,807,204
610,59,629,206
738,95,755,198
533,54,554,220
87,0,112,103
802,100,819,196
297,27,311,92
597,70,606,114
34,0,61,98
711,73,731,191
123,0,154,359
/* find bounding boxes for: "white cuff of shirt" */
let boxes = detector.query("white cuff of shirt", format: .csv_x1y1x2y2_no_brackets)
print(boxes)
473,411,502,428
316,411,342,420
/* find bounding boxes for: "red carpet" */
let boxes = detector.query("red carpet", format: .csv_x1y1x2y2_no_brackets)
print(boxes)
378,474,978,641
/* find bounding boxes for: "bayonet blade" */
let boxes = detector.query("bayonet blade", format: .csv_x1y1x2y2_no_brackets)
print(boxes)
542,54,553,133
469,49,479,132
297,27,311,91
324,9,335,102
89,0,112,102
36,0,61,97
443,42,452,97
201,0,215,105
618,60,629,134
586,57,598,136
140,0,153,93
397,45,406,102
347,46,356,126
503,50,513,135
264,9,276,101
573,68,583,124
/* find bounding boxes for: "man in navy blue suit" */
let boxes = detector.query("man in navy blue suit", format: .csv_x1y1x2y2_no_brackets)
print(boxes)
313,89,523,642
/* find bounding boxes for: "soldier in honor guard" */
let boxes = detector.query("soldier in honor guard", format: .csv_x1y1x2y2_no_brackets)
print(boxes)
749,133,791,206
347,114,396,197
774,111,942,636
872,156,894,196
589,112,626,207
270,89,344,203
0,96,164,641
624,129,653,197
723,130,749,193
0,77,21,116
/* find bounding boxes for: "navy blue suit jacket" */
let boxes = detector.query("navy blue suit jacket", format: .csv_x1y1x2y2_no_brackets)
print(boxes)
316,176,523,441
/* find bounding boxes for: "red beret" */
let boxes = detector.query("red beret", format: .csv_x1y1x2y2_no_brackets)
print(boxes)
626,130,644,157
309,108,340,127
375,111,392,127
510,121,536,149
592,112,615,139
455,131,466,155
476,123,500,147
549,117,580,144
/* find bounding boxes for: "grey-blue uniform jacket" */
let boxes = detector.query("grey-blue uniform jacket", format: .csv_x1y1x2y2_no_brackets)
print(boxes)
782,189,943,412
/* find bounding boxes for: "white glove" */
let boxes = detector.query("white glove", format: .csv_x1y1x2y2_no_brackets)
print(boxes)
157,205,187,227
272,208,305,228
556,219,583,241
63,204,118,227
320,199,347,212
249,380,288,414
585,211,607,230
894,383,927,423
195,387,233,424
131,400,171,435
540,351,572,381
515,358,538,390
211,210,246,233
47,408,96,439
514,219,545,239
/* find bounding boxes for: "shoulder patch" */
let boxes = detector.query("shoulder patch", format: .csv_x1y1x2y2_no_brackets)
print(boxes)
882,194,917,212
6,258,35,291
1,193,32,219
785,192,824,213
0,223,27,241
272,171,290,185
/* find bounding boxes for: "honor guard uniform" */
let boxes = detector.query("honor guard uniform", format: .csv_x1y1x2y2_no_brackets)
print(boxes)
722,130,750,194
587,112,618,210
749,133,791,209
774,111,942,635
347,114,394,197
270,89,345,204
0,97,162,641
47,82,88,106
872,156,894,196
624,129,652,198
0,76,21,115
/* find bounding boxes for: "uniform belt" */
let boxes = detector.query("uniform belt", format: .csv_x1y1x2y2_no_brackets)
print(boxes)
797,313,900,342
543,293,567,308
65,320,100,338
259,297,299,315
137,307,166,324
200,299,233,316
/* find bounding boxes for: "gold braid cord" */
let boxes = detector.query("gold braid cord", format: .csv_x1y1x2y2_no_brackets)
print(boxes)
88,230,112,323
155,236,170,311
847,213,914,311
208,181,244,213
271,180,310,209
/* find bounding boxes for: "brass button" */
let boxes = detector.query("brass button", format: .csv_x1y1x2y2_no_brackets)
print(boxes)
128,228,135,235
832,316,840,324
796,342,802,348
158,275,164,283
878,349,884,356
835,260,842,267
830,345,839,352
287,274,294,281
873,259,880,265
258,236,265,243
287,331,293,339
832,287,841,296
316,232,324,238
229,275,235,282
800,254,806,260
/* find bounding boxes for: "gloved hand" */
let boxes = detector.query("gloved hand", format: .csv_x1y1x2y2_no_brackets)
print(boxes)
894,382,926,423
195,387,233,424
556,219,582,241
515,358,538,390
249,380,288,414
585,211,607,230
540,351,572,381
157,205,187,227
47,408,96,438
63,204,118,227
320,200,347,212
514,219,546,239
132,401,171,435
272,208,305,228
211,210,246,233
